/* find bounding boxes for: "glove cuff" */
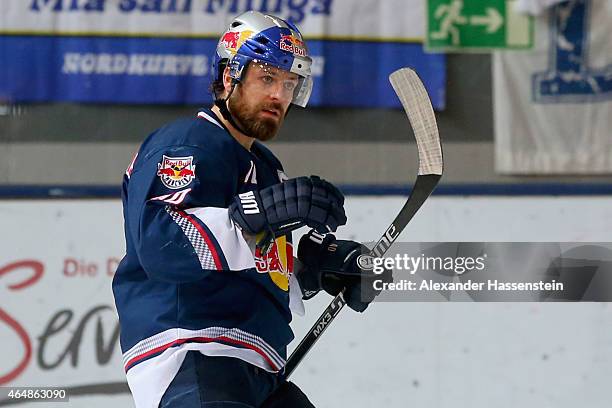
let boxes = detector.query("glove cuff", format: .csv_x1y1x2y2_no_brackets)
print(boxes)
228,190,266,235
297,230,337,270
296,230,337,297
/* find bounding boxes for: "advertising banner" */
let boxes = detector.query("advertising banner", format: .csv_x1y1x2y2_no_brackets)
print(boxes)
0,201,126,403
0,0,446,109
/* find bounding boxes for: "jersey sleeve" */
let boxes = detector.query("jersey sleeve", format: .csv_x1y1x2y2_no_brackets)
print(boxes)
125,143,256,283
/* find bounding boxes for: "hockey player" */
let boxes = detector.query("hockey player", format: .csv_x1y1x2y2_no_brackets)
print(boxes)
113,11,385,408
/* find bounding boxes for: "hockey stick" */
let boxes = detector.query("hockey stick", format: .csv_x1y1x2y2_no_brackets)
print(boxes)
283,68,444,378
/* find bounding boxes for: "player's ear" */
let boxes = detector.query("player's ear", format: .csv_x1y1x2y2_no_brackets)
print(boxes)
222,66,234,95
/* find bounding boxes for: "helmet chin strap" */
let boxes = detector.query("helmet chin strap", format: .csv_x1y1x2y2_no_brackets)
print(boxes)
214,80,252,137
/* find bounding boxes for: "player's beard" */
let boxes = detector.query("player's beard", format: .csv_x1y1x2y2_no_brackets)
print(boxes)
228,92,284,142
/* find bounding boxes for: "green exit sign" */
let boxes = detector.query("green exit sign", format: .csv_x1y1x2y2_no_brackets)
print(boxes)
427,0,533,51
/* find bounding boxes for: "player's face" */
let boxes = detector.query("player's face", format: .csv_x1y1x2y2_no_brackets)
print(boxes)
228,62,299,142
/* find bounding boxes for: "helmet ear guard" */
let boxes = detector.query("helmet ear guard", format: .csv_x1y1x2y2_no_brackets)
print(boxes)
227,54,250,83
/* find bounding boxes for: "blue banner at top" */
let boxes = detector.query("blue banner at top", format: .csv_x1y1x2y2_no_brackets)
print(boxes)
0,0,445,108
0,36,445,109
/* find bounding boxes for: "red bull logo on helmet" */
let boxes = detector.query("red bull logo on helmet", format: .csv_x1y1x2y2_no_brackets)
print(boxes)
221,30,254,54
279,34,307,57
157,155,196,189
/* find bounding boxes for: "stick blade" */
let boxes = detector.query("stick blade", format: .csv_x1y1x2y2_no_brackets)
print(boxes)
389,68,443,176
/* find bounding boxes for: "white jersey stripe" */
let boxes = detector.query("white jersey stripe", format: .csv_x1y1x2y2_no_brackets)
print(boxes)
185,207,256,272
150,188,192,205
197,111,223,129
122,326,285,372
125,344,278,408
165,188,191,205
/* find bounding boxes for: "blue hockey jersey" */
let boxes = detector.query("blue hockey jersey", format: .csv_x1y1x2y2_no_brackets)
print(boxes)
112,109,303,408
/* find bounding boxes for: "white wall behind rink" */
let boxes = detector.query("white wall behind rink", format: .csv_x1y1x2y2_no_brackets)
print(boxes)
1,196,612,408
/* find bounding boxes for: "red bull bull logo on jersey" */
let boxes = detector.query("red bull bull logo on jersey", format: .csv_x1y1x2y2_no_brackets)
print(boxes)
157,155,196,189
279,34,307,57
255,236,294,292
221,30,254,54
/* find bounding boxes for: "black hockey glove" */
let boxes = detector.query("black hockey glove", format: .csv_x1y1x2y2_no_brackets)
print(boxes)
229,176,346,250
297,230,393,312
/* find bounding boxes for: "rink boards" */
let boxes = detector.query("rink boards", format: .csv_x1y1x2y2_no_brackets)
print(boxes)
1,195,612,407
